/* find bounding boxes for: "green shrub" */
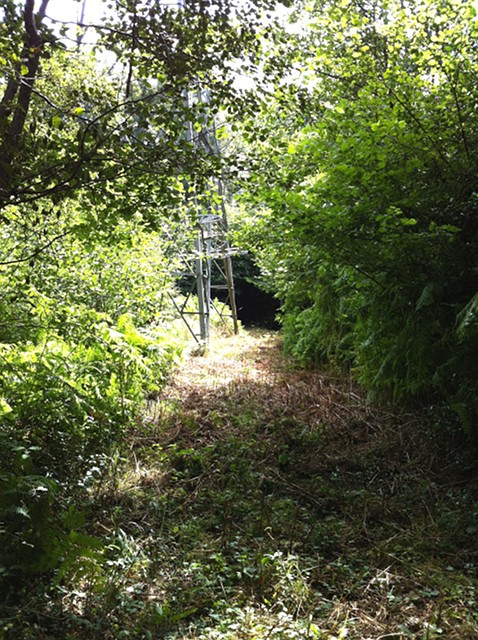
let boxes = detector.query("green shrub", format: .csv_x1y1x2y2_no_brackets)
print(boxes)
238,0,478,435
0,299,182,582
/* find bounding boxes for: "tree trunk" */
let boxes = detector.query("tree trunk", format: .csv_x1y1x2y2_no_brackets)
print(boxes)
0,0,50,200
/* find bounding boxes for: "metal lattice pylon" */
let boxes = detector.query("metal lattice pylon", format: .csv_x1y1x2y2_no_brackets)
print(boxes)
166,83,239,346
169,208,239,346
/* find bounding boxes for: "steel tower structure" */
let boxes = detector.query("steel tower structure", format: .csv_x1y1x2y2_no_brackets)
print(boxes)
169,0,239,346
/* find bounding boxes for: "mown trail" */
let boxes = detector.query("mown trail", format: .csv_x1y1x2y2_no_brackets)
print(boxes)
103,329,478,639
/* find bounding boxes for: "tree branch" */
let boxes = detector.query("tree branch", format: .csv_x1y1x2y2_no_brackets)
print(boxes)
24,0,43,48
0,229,71,266
37,0,50,23
125,0,138,99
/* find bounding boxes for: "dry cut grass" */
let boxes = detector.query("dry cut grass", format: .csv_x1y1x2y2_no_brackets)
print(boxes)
21,327,475,640
124,328,478,640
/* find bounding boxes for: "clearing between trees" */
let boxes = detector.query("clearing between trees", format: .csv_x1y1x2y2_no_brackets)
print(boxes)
88,330,478,638
8,328,478,639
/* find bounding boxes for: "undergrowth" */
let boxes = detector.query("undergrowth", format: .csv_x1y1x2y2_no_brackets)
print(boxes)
2,329,478,640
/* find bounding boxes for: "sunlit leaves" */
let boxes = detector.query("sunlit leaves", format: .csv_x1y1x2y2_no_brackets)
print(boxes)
236,0,478,430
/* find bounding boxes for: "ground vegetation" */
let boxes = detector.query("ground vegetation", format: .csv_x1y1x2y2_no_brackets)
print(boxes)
0,0,477,636
3,330,477,639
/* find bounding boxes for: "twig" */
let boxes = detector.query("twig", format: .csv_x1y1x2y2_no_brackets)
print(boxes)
0,230,71,265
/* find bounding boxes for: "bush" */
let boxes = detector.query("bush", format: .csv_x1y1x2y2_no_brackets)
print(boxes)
0,296,182,583
238,0,478,434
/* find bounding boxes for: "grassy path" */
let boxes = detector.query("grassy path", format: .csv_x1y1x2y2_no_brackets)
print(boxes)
27,329,478,639
103,328,477,640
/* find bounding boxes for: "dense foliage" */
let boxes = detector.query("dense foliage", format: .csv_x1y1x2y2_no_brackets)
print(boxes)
1,0,478,635
0,0,277,588
237,0,478,432
0,216,183,583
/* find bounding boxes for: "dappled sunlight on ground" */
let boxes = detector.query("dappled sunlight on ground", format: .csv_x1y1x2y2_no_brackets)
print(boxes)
123,328,478,640
32,328,478,640
178,328,287,385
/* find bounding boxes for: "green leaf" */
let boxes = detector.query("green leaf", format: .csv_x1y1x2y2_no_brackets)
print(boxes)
0,397,12,415
14,506,31,519
456,293,478,339
416,284,436,310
